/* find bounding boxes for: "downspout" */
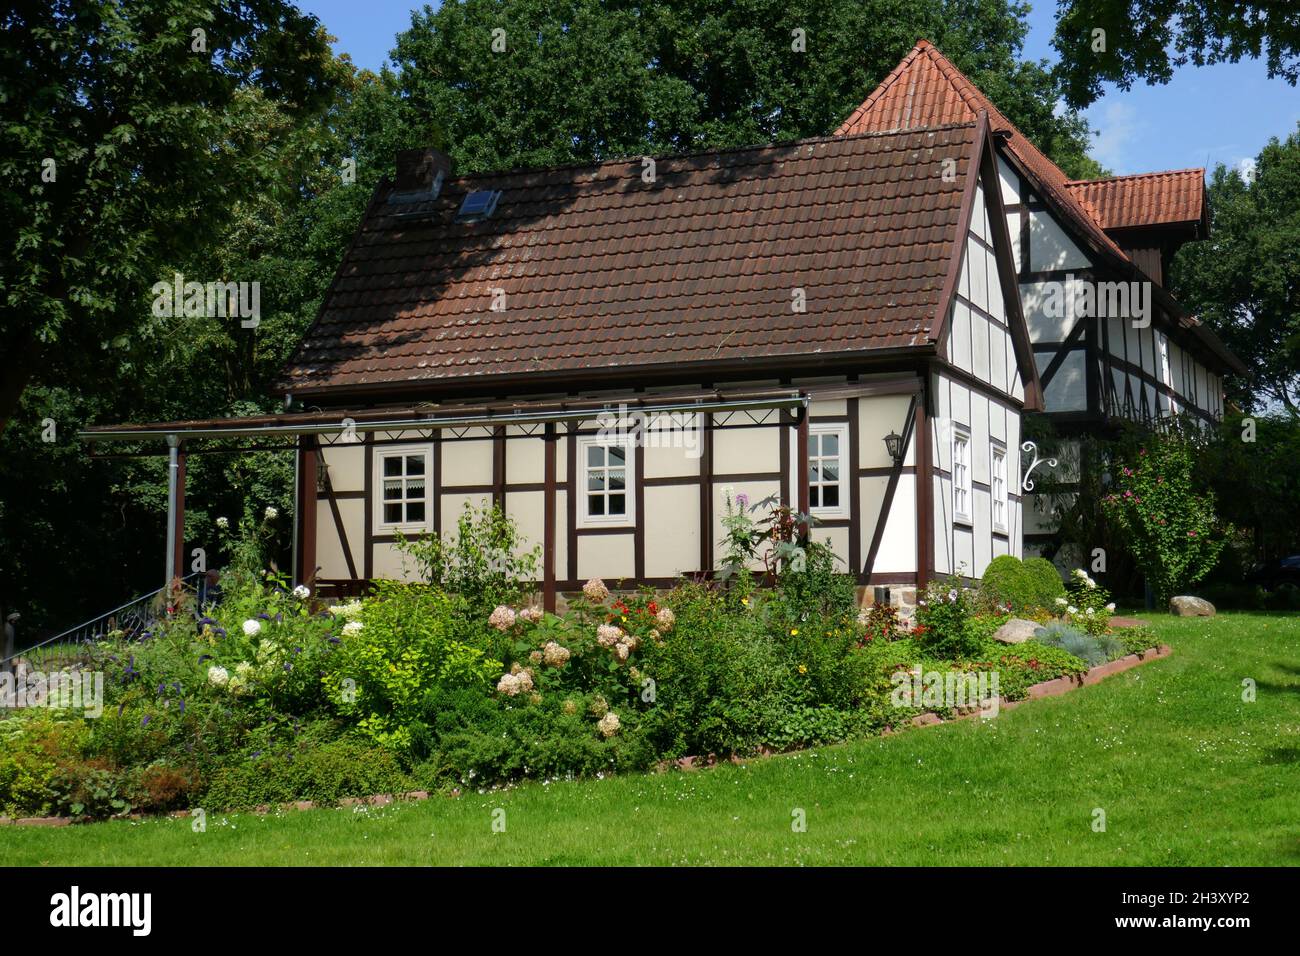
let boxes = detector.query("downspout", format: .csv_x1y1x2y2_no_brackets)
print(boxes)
165,434,180,588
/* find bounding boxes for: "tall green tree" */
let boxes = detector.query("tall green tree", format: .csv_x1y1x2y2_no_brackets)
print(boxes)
1051,0,1300,109
390,0,1104,178
0,0,338,435
1169,125,1300,415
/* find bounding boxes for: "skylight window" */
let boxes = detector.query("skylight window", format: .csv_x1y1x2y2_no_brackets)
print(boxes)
456,190,501,222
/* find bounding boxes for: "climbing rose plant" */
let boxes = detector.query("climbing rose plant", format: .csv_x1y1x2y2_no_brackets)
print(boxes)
1102,440,1227,605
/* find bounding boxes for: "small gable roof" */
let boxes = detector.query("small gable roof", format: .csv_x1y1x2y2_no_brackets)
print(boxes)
282,124,985,397
1066,169,1208,234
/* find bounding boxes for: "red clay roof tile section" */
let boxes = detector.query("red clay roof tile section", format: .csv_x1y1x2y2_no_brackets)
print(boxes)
1066,169,1207,231
835,40,1129,262
282,125,977,393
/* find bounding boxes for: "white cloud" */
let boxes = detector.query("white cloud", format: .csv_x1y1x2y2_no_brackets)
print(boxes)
1090,101,1140,172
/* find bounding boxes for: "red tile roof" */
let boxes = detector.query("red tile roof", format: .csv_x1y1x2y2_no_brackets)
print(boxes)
1066,169,1207,232
282,125,980,396
836,40,1242,375
834,39,1129,261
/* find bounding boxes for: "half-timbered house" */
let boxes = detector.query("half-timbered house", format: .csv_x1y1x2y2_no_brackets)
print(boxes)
83,40,1239,605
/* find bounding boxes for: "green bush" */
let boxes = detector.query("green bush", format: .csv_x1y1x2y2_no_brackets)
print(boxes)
324,581,502,753
397,502,539,613
0,712,88,816
979,555,1038,612
201,733,413,810
1022,557,1066,609
914,579,983,658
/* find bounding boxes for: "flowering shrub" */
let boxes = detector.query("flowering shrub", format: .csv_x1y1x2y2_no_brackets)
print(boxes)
1102,440,1228,604
1056,569,1115,637
913,579,982,658
857,602,904,644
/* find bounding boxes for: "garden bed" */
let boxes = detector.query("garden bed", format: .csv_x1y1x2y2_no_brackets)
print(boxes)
0,508,1164,823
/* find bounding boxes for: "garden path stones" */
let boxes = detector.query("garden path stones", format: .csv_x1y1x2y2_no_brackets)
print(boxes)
992,618,1040,644
1169,596,1216,617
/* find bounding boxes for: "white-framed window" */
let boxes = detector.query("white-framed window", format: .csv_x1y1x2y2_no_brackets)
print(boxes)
577,435,635,527
952,427,972,523
375,446,433,531
808,423,849,517
990,442,1008,533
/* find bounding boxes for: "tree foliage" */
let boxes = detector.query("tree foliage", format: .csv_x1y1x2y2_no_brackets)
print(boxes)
391,0,1105,178
1051,0,1300,109
1170,125,1300,415
0,0,338,434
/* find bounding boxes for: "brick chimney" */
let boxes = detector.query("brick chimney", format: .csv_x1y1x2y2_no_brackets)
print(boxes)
391,147,454,201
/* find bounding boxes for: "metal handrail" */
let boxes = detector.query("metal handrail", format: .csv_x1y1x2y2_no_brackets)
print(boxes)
2,572,201,666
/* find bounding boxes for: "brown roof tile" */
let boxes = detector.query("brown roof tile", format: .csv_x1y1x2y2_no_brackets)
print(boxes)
281,125,979,395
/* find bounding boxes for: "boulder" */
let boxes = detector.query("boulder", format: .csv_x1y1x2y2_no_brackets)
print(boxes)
993,618,1041,644
1170,595,1215,617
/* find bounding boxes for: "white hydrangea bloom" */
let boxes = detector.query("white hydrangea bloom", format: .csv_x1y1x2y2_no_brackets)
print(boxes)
488,605,517,631
207,665,230,687
292,584,310,600
242,619,261,637
597,712,621,737
264,506,279,519
342,620,364,637
215,516,230,529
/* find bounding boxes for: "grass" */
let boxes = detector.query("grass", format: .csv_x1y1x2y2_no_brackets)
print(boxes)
2,611,1297,866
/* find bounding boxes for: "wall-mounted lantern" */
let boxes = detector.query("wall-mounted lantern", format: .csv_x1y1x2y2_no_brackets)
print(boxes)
883,429,904,464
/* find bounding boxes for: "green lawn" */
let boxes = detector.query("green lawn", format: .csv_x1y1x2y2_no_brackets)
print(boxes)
2,611,1297,866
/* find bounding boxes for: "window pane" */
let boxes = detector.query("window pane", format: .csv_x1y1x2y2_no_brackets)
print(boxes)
608,493,625,515
822,463,839,483
608,445,626,466
608,469,625,490
406,502,425,523
589,494,605,516
383,479,403,501
384,503,402,523
383,457,402,477
405,455,425,476
587,445,605,467
823,434,839,456
809,487,820,508
823,485,839,507
587,473,606,492
407,478,426,497
809,463,820,483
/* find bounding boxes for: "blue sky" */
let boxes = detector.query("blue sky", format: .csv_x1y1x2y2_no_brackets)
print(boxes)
301,0,1299,178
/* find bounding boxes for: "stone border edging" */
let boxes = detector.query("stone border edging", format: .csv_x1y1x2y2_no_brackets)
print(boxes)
1,645,1173,825
900,643,1171,728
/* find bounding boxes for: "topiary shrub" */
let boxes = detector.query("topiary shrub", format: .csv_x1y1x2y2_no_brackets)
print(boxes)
1022,557,1066,610
979,555,1037,612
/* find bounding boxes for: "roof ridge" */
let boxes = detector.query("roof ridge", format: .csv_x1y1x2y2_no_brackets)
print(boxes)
420,122,980,188
1066,168,1206,185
